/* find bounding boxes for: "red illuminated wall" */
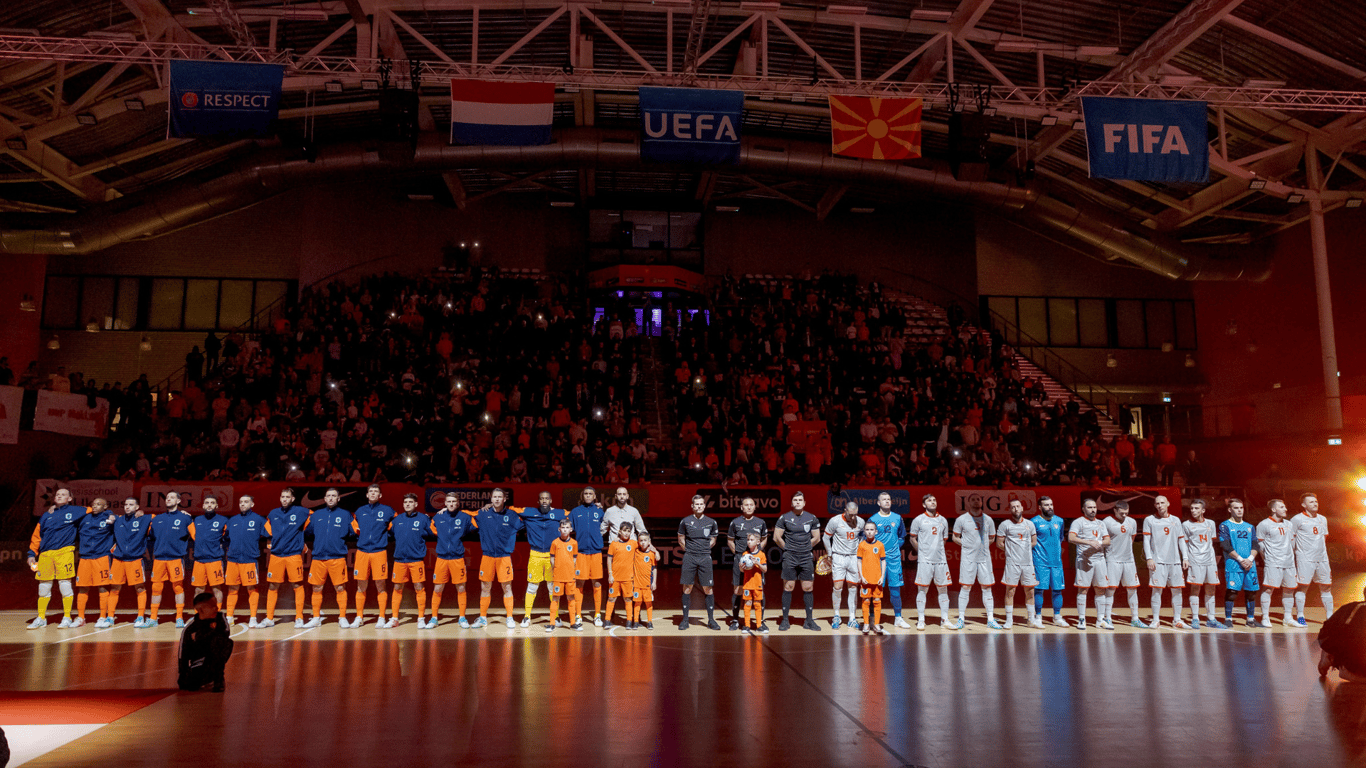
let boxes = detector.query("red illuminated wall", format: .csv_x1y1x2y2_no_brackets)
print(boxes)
0,254,47,376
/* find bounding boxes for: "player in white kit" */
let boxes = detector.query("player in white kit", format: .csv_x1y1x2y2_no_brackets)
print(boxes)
1068,499,1111,630
823,502,865,630
1256,499,1298,628
1102,501,1147,628
1181,499,1226,629
996,499,1042,629
908,496,952,631
1143,495,1190,629
951,496,999,630
1291,492,1332,627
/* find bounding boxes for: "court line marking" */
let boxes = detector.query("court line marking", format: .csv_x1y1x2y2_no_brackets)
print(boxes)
53,623,128,644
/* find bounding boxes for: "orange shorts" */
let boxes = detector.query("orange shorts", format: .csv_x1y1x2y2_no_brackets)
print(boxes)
109,558,145,586
308,557,349,587
550,581,577,597
608,580,632,600
353,551,389,580
266,554,305,583
742,588,762,601
576,553,604,580
152,559,184,583
76,556,111,587
192,560,225,587
225,562,259,587
860,584,884,600
433,557,467,585
392,561,426,585
479,556,514,583
632,587,653,603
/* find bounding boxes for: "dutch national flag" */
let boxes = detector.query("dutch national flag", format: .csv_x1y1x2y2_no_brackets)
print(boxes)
450,79,555,146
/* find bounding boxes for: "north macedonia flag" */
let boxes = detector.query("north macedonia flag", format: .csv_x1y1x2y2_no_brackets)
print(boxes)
829,95,922,160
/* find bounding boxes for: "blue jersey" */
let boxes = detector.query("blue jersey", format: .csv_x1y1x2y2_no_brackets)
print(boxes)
1031,514,1065,566
520,506,569,552
226,512,267,564
308,507,354,561
29,504,85,557
77,510,116,559
111,513,151,561
568,504,605,554
470,506,525,558
392,512,432,563
870,512,907,561
266,506,311,557
189,513,228,562
149,511,194,560
354,503,397,553
430,510,473,559
1218,520,1257,563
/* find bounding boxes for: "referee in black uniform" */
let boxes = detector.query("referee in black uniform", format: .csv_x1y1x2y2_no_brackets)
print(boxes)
774,490,822,632
728,497,768,631
678,495,721,630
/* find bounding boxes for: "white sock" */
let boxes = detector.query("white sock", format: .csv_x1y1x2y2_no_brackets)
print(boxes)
1005,605,1014,623
1282,594,1295,621
1172,591,1183,621
958,587,970,621
1099,595,1110,622
1127,588,1139,620
1077,592,1088,624
833,586,842,618
1295,590,1307,617
917,588,928,621
1323,589,1334,618
1026,596,1035,621
1260,591,1272,620
847,586,858,621
1205,592,1216,622
1152,590,1163,623
1188,594,1199,622
936,586,949,620
983,590,994,621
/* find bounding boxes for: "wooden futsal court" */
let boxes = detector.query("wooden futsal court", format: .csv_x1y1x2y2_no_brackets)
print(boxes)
2,574,1364,768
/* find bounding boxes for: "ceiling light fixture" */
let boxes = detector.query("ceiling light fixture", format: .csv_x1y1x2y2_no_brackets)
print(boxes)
1247,178,1267,190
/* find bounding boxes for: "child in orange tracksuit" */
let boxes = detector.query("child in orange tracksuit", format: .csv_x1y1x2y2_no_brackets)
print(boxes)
739,533,768,635
547,520,582,632
857,522,888,635
632,532,658,630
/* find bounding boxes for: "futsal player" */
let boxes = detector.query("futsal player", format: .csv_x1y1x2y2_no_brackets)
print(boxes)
773,490,821,631
633,531,658,630
908,494,951,630
605,522,637,627
678,494,721,630
261,489,311,629
1182,499,1226,629
519,491,569,627
224,495,266,626
26,487,83,629
390,494,430,629
470,488,525,628
1256,499,1298,628
857,522,887,635
352,484,396,628
1031,496,1068,628
823,501,864,629
1143,495,1189,629
188,495,228,608
1218,498,1260,627
996,499,1041,629
73,498,115,628
568,487,607,626
739,532,768,635
305,489,354,628
546,519,581,632
952,495,999,630
147,492,194,627
1067,498,1110,630
727,497,768,630
1291,492,1332,626
869,492,911,628
109,497,151,627
431,492,475,628
1102,501,1147,628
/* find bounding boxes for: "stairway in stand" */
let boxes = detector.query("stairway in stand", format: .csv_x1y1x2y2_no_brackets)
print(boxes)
1011,356,1127,440
639,338,681,482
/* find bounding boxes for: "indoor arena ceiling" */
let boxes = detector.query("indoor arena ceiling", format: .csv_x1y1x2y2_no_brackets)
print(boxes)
2,0,1366,249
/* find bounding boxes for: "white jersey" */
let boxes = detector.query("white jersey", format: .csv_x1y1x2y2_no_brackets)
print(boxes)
1103,517,1137,564
953,513,997,564
1068,517,1108,565
1181,519,1218,567
909,513,949,565
997,519,1038,568
1290,513,1329,563
1256,517,1295,568
823,515,864,557
1142,515,1187,565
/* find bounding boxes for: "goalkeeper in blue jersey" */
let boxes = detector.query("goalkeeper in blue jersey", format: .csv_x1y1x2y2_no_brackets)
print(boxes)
1218,498,1260,627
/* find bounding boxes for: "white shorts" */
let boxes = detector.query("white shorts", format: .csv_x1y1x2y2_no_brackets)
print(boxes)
1106,560,1139,588
1074,559,1111,589
1263,565,1298,589
830,553,861,584
1149,563,1185,589
1186,564,1220,586
1296,560,1332,586
915,561,951,587
1002,563,1038,587
958,560,995,586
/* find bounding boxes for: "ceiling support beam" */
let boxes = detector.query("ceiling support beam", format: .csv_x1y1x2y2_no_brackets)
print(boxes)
816,184,847,220
903,0,995,83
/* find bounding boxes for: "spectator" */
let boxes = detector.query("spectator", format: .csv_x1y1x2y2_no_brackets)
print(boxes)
1318,585,1366,681
178,592,232,692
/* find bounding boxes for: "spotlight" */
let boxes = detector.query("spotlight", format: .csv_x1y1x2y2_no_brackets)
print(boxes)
325,81,343,93
47,334,60,350
1347,198,1364,208
1286,192,1305,204
981,105,997,117
124,97,145,111
1161,394,1172,403
1355,476,1366,492
76,113,98,126
139,335,152,352
1328,436,1343,446
1040,115,1058,126
361,80,380,90
1247,178,1267,190
5,137,27,151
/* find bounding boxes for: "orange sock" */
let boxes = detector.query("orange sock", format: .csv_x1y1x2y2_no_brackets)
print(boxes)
247,589,259,616
873,599,882,627
633,600,642,622
312,591,325,618
172,585,185,621
594,584,603,616
356,589,367,620
503,594,514,619
377,589,389,619
150,582,164,620
646,603,653,622
136,589,147,618
337,590,349,617
431,591,443,619
605,591,616,623
862,599,871,627
266,588,279,619
416,590,427,618
77,592,89,619
292,585,304,620
479,592,491,617
99,590,110,619
457,590,467,617
549,596,559,623
226,590,239,618
392,588,404,619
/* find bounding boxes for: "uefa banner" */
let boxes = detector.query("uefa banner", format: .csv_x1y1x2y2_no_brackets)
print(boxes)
0,385,21,444
639,86,744,164
168,60,284,139
1081,96,1208,183
32,390,108,438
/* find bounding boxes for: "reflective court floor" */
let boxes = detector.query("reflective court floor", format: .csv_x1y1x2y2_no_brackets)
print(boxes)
2,574,1364,768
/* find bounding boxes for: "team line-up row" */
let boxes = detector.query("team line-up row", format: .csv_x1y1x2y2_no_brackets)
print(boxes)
23,486,1336,635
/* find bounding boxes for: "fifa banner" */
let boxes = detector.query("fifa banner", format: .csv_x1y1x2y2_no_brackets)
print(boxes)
34,479,135,516
168,60,284,139
0,385,21,444
639,87,744,164
32,390,109,438
1081,96,1208,183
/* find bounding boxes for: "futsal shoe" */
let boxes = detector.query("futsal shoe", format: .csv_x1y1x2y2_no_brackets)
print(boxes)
472,617,488,628
458,617,471,629
1099,619,1115,630
679,617,690,630
1052,616,1070,628
729,620,740,631
1285,618,1302,628
26,617,46,630
987,618,1004,630
831,616,843,630
1173,619,1191,629
175,618,186,628
572,621,584,631
58,616,73,628
803,618,822,632
850,619,863,632
706,619,721,631
894,617,912,629
742,627,752,635
1003,618,1014,629
224,616,234,627
506,618,516,629
778,618,791,631
92,617,108,628
384,618,399,629
258,618,275,628
520,617,531,629
304,617,322,629
1206,619,1228,629
1030,618,1046,629
641,621,654,630
759,623,770,635
293,618,305,629
1075,621,1087,630
861,624,870,635
545,624,556,633
70,618,86,629
247,618,260,628
1191,618,1202,629
949,618,965,630
1130,618,1150,629
1257,619,1274,628
337,618,350,628
141,618,159,628
593,615,603,627
916,619,926,631
1294,617,1309,628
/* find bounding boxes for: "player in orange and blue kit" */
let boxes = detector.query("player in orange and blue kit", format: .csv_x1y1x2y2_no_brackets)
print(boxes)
468,488,525,629
739,533,768,635
262,489,311,628
430,493,474,628
224,496,266,626
109,498,151,626
305,488,354,628
188,496,228,607
518,491,570,628
74,498,115,628
605,522,637,628
26,487,84,629
546,520,581,632
147,492,194,627
389,493,432,628
633,531,658,630
858,522,888,635
351,484,396,628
